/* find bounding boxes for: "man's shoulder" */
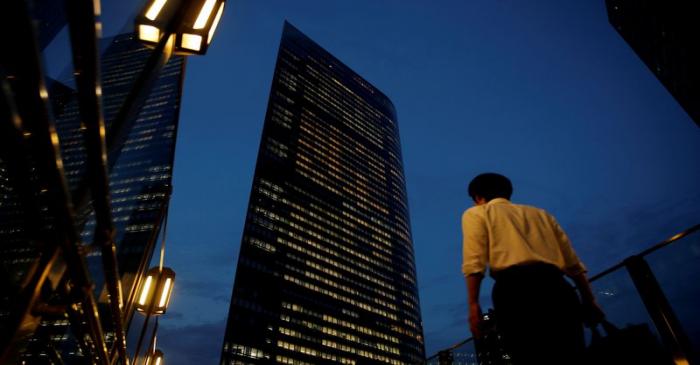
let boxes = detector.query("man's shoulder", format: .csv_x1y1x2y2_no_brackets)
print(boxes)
505,202,554,218
465,204,489,214
512,202,545,212
463,206,485,220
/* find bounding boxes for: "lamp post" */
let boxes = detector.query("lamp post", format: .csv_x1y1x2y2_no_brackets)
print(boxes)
130,239,176,363
131,259,176,362
127,0,226,363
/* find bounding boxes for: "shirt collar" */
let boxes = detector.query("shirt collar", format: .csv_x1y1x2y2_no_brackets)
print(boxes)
487,198,511,205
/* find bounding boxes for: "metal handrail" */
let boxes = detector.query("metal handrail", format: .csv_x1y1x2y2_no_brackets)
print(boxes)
589,223,699,282
424,337,474,362
424,223,700,362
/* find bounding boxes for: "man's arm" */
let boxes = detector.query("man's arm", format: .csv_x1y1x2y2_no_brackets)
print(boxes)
547,212,605,324
462,209,488,337
570,272,605,326
466,273,484,338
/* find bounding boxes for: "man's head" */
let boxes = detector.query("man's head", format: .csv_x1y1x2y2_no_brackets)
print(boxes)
468,173,512,204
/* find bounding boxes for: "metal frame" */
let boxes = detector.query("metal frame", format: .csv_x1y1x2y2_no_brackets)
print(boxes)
64,0,128,362
1,0,189,363
1,0,108,362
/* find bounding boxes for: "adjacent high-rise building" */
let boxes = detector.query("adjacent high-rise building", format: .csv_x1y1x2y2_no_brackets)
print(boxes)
220,22,425,365
73,32,185,300
605,0,700,127
0,32,185,362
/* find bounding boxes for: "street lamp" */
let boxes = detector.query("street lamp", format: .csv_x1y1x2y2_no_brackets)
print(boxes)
136,0,177,43
135,267,175,315
135,0,226,55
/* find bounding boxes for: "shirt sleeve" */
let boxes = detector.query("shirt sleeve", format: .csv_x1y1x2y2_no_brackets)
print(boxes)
549,214,587,276
462,209,488,277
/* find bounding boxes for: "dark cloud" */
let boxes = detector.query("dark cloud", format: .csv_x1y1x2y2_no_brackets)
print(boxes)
157,321,227,365
177,277,232,304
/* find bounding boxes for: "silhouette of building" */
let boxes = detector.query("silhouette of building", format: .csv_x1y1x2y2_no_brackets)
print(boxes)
220,22,424,365
605,0,700,127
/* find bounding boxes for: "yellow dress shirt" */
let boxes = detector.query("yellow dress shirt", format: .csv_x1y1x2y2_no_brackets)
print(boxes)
461,198,586,277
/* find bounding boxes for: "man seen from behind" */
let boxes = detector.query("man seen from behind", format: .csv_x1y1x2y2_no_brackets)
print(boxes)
462,173,604,364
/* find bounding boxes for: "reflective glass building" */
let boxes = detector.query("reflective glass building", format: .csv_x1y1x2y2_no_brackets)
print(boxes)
76,33,184,300
221,22,425,365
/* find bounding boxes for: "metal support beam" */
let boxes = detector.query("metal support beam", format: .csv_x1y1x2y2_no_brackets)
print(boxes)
2,0,195,362
0,70,62,363
63,0,129,362
0,1,108,363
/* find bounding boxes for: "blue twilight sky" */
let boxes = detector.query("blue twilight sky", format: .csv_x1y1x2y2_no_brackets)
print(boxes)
47,0,700,363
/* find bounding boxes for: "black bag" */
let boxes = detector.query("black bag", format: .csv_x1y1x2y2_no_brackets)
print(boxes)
583,320,673,365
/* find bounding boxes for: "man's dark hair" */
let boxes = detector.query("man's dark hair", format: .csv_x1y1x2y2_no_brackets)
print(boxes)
468,173,513,202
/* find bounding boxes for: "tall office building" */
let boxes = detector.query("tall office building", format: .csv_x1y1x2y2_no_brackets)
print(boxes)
0,32,185,361
220,22,424,365
65,33,185,299
605,0,700,127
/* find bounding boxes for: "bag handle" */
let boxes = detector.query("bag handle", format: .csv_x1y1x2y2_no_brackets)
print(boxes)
600,320,619,335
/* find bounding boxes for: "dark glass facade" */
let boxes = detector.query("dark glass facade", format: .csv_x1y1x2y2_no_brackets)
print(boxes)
605,0,700,127
220,22,424,365
75,33,184,299
49,32,184,304
0,32,185,362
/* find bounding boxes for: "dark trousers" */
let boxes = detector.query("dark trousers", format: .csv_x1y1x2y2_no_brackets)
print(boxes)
492,264,585,365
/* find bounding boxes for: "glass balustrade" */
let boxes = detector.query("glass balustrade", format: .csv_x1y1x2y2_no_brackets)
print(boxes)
425,225,699,365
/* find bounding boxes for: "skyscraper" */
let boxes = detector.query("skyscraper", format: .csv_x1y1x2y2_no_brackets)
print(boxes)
75,32,185,300
220,22,424,365
0,32,185,361
605,0,700,127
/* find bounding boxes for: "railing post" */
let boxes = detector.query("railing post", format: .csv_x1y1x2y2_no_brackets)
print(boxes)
625,255,696,365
